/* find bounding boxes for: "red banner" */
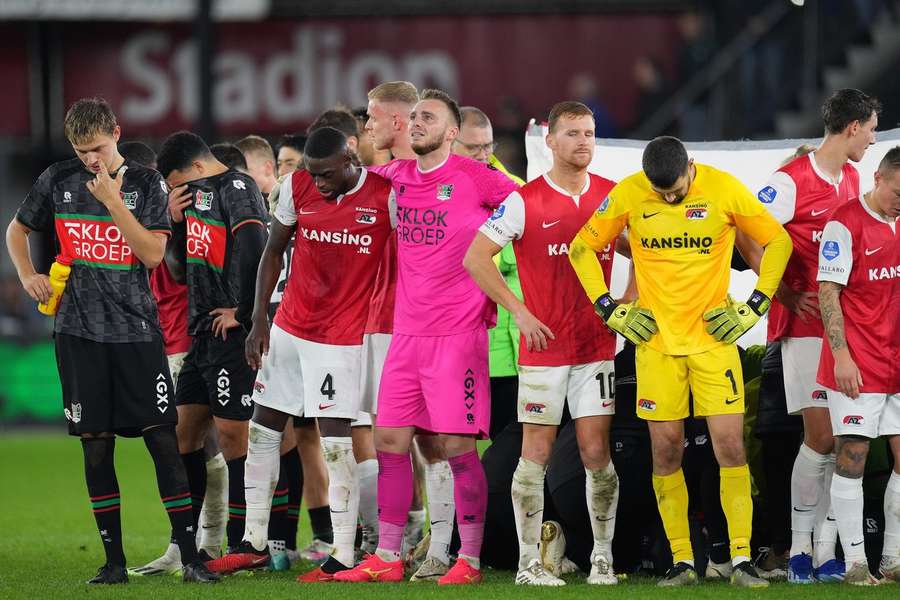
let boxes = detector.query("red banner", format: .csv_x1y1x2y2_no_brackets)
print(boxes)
49,15,680,137
0,26,31,137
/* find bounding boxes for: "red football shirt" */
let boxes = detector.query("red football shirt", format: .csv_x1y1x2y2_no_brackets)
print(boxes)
480,173,617,366
149,260,191,355
816,196,899,393
364,232,397,335
272,169,395,345
757,153,859,340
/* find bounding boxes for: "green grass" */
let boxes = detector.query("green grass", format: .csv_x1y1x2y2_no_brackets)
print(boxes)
0,432,893,599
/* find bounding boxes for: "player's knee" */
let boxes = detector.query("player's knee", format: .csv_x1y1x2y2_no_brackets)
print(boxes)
522,439,553,465
804,429,834,455
713,435,746,467
375,429,410,454
440,435,476,458
578,440,610,469
416,435,446,462
318,417,351,438
651,440,683,473
215,420,249,457
835,436,869,477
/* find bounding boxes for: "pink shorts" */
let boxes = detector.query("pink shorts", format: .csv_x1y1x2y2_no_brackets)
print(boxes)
376,328,490,438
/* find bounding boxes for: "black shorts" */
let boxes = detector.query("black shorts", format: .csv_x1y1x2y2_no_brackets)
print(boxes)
176,331,256,420
55,333,177,437
754,341,803,437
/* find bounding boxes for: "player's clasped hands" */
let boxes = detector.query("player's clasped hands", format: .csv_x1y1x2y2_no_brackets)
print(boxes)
86,160,126,206
513,308,555,352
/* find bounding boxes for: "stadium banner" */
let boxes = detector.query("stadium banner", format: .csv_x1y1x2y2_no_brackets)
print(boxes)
525,124,900,347
0,0,269,21
0,15,678,137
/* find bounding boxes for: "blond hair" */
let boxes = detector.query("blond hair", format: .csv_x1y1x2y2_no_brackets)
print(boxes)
64,98,117,144
367,81,419,106
780,144,816,167
236,135,275,163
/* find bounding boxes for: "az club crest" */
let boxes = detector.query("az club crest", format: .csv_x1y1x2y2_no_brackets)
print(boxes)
195,190,213,211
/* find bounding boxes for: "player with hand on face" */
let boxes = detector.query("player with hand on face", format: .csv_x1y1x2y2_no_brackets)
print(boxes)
156,131,269,563
465,101,620,587
6,98,218,585
570,136,792,588
816,147,900,586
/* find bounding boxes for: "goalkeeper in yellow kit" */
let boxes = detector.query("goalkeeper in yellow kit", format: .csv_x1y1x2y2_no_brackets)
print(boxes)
569,137,792,588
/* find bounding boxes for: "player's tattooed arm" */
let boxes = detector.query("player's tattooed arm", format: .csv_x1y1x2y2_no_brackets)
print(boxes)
818,281,846,352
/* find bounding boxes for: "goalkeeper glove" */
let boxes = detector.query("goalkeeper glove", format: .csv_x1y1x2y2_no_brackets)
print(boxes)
703,290,771,344
594,293,658,346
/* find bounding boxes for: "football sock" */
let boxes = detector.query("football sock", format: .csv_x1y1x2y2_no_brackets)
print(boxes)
586,462,619,563
831,473,866,563
357,458,379,551
321,436,358,567
790,443,829,557
449,450,486,563
243,421,281,552
144,425,198,564
181,448,207,533
424,459,455,564
511,457,546,569
226,456,247,549
813,454,837,567
198,452,227,556
308,506,333,544
883,472,900,560
719,464,752,565
82,437,125,567
376,450,413,560
283,447,303,551
268,454,290,553
652,468,693,564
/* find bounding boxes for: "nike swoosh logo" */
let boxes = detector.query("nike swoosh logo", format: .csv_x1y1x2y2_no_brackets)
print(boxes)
318,403,335,410
595,516,614,522
542,220,560,229
330,509,349,513
526,510,542,518
725,398,739,405
851,540,864,547
865,247,882,256
298,208,317,215
826,517,836,522
642,211,660,219
601,401,613,408
430,520,447,526
811,208,830,216
793,507,813,512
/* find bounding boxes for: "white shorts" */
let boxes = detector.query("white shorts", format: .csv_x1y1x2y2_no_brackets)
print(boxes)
517,360,615,426
353,412,373,427
252,324,362,420
782,337,828,415
167,351,188,389
359,333,391,415
828,389,900,438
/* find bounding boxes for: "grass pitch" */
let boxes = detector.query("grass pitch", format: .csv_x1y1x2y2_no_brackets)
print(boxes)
0,432,892,599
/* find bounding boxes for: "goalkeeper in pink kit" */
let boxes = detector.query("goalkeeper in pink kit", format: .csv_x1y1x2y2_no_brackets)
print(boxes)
335,89,517,585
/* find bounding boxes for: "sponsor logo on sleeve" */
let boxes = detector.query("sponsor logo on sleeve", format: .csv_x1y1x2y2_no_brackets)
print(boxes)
758,186,777,204
63,191,72,203
596,196,611,213
821,240,840,261
232,179,247,190
489,204,506,220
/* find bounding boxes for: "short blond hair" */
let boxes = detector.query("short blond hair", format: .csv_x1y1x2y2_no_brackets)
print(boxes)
780,144,816,167
367,81,419,106
236,135,275,163
64,98,117,145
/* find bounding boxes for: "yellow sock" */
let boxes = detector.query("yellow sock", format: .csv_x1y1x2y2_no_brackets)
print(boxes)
720,464,753,561
652,469,693,563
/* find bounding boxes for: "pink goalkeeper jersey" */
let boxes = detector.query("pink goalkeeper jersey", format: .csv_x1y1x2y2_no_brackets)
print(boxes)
372,154,518,336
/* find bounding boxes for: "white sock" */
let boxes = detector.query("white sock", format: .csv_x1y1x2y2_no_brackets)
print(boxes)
322,436,358,567
357,459,379,551
883,471,900,561
790,443,829,557
424,459,454,564
511,458,546,570
244,422,282,551
585,462,618,563
813,454,837,567
831,473,866,563
198,452,228,555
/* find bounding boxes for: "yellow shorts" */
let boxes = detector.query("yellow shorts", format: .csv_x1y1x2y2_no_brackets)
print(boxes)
635,343,744,421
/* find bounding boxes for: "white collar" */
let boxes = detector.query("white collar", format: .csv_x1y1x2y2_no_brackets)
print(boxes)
809,152,843,187
542,173,590,198
336,169,367,202
859,193,895,226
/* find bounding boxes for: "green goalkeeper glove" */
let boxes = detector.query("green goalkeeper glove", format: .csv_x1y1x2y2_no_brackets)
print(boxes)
703,290,771,344
594,293,658,346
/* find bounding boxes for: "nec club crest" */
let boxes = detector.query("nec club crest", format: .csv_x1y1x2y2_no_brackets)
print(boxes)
195,190,213,211
120,190,138,210
436,184,454,201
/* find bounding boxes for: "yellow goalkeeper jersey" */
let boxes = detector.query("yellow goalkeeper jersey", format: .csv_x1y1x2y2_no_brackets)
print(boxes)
573,163,788,356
